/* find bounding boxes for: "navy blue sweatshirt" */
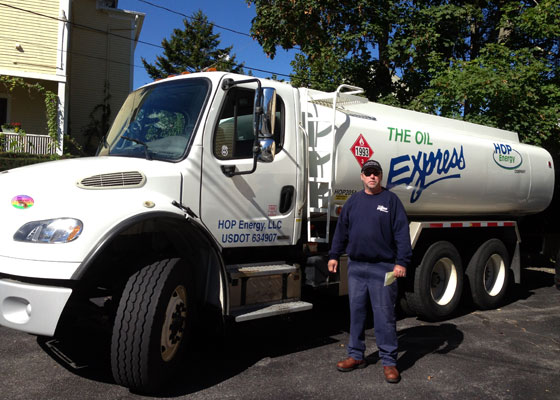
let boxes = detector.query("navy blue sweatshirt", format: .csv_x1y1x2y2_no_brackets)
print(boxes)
328,189,412,267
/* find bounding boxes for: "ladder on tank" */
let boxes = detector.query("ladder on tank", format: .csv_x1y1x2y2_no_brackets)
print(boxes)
304,84,366,243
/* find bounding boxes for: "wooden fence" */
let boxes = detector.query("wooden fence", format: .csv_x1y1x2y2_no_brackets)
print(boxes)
0,132,57,155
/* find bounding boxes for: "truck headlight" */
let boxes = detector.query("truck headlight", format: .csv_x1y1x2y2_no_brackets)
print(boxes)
14,218,83,243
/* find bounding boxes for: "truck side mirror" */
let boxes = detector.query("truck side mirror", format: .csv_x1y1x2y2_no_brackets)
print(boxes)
219,79,277,177
255,87,277,163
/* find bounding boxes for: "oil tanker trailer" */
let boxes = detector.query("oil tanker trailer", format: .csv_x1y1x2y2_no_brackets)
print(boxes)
301,85,554,320
0,72,555,392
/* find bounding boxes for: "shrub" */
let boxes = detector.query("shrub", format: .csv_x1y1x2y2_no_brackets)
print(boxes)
0,152,74,171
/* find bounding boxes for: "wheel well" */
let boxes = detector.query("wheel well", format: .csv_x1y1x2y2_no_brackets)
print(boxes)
400,226,518,319
407,227,518,289
65,216,226,333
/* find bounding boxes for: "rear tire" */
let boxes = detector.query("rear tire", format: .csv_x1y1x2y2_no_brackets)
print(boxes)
397,293,415,317
406,241,463,320
466,239,510,309
111,258,193,393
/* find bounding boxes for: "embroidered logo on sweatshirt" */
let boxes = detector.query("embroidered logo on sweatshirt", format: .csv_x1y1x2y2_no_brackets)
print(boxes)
377,205,388,213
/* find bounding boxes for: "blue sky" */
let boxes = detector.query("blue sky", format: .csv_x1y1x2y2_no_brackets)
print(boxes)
118,0,297,89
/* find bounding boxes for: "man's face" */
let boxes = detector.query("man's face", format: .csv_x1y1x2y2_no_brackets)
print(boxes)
361,168,382,193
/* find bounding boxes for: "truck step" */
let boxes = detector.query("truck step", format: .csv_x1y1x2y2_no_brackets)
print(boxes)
309,207,328,213
232,301,313,322
308,177,330,183
228,263,296,279
307,237,328,243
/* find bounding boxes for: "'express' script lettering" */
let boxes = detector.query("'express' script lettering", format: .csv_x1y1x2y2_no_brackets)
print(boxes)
387,146,466,203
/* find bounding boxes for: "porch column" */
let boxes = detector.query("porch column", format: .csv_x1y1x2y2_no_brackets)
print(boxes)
56,1,71,156
56,81,67,156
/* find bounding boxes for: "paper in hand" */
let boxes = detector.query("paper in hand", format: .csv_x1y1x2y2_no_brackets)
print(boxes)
384,271,396,286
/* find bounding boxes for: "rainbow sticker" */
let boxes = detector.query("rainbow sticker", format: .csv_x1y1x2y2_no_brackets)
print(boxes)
12,195,34,209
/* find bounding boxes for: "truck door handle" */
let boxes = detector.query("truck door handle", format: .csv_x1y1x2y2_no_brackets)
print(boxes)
279,185,295,214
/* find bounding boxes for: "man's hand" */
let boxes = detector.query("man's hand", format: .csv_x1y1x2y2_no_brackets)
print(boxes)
328,259,338,273
393,264,406,278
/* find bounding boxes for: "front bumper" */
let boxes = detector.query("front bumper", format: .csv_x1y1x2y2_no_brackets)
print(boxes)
0,255,81,280
0,278,72,336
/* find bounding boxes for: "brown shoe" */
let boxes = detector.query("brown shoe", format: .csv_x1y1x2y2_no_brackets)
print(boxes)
336,357,367,372
383,366,401,383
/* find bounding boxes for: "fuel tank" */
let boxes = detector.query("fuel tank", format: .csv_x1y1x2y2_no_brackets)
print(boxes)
304,89,555,217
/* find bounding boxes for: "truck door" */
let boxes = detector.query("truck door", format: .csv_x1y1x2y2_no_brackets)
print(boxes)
200,80,298,249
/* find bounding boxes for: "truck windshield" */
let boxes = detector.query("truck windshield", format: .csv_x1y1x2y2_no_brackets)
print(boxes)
98,78,210,161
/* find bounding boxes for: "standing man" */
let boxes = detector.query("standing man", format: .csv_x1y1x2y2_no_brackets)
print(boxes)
328,159,412,383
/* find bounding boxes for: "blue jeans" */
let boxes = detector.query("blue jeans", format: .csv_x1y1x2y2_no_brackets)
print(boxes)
347,260,398,366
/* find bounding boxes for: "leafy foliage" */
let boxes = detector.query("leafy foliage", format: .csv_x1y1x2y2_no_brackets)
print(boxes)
0,75,59,151
248,0,560,150
400,1,560,150
0,152,71,172
249,0,397,99
413,44,559,147
142,10,244,78
82,81,111,155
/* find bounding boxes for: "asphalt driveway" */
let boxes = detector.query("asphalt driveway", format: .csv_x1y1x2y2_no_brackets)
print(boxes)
1,267,558,399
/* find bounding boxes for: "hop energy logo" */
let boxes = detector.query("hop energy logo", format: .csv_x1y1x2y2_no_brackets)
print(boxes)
493,143,522,170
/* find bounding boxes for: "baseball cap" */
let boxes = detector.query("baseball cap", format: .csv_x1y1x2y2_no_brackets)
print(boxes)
361,159,383,173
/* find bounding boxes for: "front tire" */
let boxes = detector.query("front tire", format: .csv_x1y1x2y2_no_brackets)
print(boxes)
466,239,510,309
111,258,192,393
406,241,464,320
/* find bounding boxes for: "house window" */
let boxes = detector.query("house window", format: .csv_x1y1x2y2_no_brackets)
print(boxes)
0,97,7,126
213,87,284,160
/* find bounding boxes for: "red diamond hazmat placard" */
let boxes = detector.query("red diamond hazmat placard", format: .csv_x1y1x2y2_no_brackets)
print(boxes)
350,134,373,167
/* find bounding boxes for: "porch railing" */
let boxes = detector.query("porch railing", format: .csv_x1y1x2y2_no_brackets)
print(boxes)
0,132,57,155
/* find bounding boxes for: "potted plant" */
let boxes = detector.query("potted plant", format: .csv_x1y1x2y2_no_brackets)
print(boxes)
1,122,22,133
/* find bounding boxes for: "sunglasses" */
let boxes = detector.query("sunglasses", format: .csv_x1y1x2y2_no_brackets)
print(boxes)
362,169,382,177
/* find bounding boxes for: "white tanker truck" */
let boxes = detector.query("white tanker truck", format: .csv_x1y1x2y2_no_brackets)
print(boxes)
0,72,555,392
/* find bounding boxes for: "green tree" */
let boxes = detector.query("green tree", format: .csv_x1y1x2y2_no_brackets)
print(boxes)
142,10,244,78
248,1,560,149
404,1,560,148
248,0,397,100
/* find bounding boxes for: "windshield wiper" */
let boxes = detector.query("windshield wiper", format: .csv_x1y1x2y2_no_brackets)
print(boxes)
122,136,152,160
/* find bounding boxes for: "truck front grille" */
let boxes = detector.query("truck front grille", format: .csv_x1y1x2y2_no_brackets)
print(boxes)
77,171,146,189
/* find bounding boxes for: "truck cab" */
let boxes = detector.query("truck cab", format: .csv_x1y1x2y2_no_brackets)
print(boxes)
0,72,307,393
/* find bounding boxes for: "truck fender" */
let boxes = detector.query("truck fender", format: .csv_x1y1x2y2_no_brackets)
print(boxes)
72,210,229,317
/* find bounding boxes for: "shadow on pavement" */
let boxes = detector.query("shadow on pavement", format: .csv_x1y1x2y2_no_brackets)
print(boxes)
36,293,352,398
396,323,463,372
500,266,555,308
361,323,464,372
34,267,552,397
445,265,556,320
37,326,113,385
518,266,556,291
159,293,352,397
